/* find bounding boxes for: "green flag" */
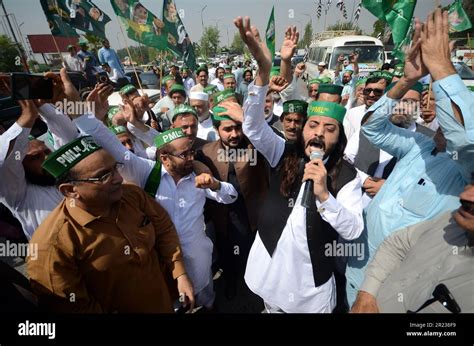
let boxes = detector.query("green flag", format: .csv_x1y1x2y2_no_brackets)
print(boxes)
362,0,417,61
448,0,472,33
162,0,197,71
110,0,167,50
266,6,275,64
41,0,110,39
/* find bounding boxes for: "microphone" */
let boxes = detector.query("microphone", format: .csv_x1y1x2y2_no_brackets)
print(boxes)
301,149,325,209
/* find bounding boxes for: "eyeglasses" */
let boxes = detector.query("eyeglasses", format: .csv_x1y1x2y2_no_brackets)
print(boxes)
69,162,124,184
166,149,195,160
363,88,385,96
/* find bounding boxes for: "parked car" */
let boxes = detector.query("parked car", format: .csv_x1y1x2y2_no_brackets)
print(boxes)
139,71,160,89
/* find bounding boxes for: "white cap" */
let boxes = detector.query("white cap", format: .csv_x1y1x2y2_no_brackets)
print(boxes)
318,61,326,67
189,91,209,101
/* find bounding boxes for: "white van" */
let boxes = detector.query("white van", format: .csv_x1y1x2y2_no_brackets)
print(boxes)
306,35,385,78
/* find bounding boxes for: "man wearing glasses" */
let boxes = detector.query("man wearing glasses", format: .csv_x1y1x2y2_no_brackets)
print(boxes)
27,136,194,313
351,182,474,313
72,102,238,311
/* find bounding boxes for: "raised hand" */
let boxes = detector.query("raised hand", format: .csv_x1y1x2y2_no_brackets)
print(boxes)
403,17,428,82
280,26,299,61
86,83,113,120
195,173,220,191
16,100,39,128
216,100,244,123
269,75,289,93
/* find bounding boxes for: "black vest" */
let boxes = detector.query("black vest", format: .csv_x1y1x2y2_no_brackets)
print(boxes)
354,123,435,179
258,143,357,287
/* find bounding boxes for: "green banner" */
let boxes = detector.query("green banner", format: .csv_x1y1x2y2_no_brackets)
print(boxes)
110,0,167,50
266,6,275,64
40,0,110,38
162,0,197,71
448,0,472,33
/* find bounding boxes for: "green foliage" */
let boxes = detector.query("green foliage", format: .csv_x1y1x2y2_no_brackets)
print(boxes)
326,21,363,34
200,26,220,58
298,21,313,48
0,35,25,72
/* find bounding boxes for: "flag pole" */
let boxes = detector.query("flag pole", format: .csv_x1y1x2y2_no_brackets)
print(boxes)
426,81,432,110
51,35,66,66
115,15,144,92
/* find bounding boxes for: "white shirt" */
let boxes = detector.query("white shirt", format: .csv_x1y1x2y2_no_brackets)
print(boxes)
63,54,83,72
242,82,364,312
197,116,218,142
416,117,439,132
0,104,78,239
210,78,225,91
152,95,175,115
108,67,126,83
343,104,366,141
74,114,238,293
183,77,195,95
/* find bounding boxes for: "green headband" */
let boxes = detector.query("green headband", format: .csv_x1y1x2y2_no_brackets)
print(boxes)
356,78,367,87
168,83,186,96
42,136,102,179
223,73,235,80
369,71,394,83
109,125,127,135
318,83,343,96
203,85,218,95
307,101,346,123
107,106,120,125
196,65,208,75
172,104,198,122
162,75,175,84
213,89,236,105
212,106,234,122
154,128,187,149
319,77,332,84
308,78,322,86
283,100,308,116
120,84,137,95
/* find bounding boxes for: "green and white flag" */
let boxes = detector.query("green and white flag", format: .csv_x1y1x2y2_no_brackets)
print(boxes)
110,0,167,50
448,0,472,33
266,6,275,64
162,0,197,71
362,0,417,61
41,0,110,38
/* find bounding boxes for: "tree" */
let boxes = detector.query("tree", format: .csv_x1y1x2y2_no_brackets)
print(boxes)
84,33,102,51
0,35,26,72
230,32,244,54
298,21,313,48
327,21,363,34
200,26,220,58
372,19,386,39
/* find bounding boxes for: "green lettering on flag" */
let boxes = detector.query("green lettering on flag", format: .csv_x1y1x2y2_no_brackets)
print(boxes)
40,0,110,38
110,0,167,50
266,6,276,64
162,0,197,71
448,0,472,33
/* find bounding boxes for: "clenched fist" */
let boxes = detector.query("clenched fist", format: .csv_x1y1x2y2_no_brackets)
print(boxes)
195,173,220,191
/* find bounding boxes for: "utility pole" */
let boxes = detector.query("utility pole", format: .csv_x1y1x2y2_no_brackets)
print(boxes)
0,0,29,72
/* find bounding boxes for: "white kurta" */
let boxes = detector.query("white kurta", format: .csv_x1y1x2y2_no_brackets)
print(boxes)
74,114,238,295
342,104,366,141
197,117,218,142
242,82,364,313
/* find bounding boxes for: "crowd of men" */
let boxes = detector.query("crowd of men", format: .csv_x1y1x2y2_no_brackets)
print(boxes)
1,9,473,314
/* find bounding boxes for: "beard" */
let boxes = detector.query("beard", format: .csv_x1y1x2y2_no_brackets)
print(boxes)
171,160,193,177
25,169,56,186
390,113,414,129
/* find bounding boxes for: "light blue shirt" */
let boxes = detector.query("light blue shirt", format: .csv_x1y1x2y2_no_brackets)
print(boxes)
98,47,124,74
345,74,473,305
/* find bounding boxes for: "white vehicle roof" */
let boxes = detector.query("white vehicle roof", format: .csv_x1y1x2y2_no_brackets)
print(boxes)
311,35,383,48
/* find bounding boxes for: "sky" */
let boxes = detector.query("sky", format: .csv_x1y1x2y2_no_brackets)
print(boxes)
1,0,455,61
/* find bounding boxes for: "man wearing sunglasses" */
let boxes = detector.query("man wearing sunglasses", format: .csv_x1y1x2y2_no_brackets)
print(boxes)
351,183,474,313
72,99,238,311
27,136,193,313
345,9,474,306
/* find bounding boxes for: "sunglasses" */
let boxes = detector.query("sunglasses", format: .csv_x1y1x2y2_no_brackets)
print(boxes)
408,283,461,313
363,88,385,96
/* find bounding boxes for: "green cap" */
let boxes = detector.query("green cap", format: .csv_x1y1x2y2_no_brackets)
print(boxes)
154,128,187,149
356,78,367,87
308,78,322,86
109,125,127,135
203,84,218,95
270,66,280,78
369,71,393,84
467,85,474,92
307,101,346,123
168,83,186,97
393,64,404,78
28,135,36,141
212,106,234,122
172,104,198,122
386,81,423,95
318,83,343,96
223,73,235,80
162,75,175,84
120,84,137,96
78,38,88,45
107,106,120,125
282,100,308,116
319,76,332,84
224,65,231,70
42,136,102,179
213,89,236,105
67,44,74,50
